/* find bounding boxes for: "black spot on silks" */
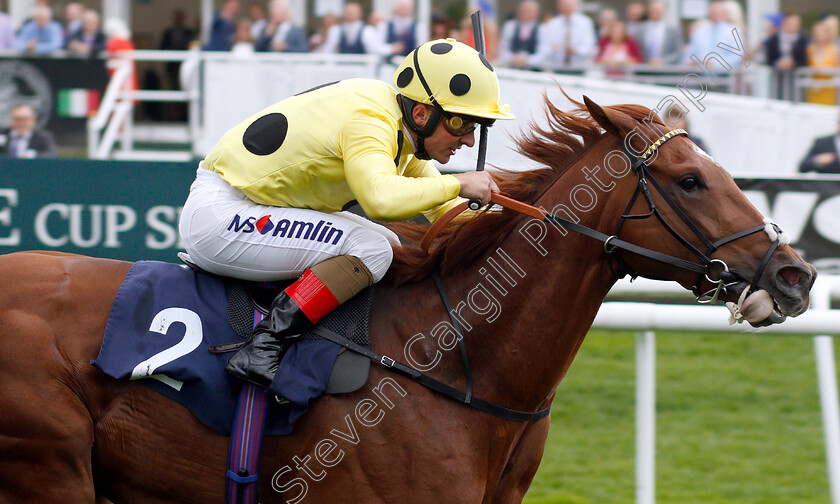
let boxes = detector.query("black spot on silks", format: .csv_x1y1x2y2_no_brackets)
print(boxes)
243,113,288,156
449,74,471,96
430,42,453,54
396,67,414,88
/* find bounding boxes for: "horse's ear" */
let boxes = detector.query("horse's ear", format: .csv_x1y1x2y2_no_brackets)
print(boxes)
583,95,637,139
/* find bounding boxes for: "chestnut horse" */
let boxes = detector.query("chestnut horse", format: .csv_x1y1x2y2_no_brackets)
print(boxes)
0,96,815,504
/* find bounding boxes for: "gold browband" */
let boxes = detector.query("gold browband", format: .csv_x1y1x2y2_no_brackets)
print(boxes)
641,128,688,161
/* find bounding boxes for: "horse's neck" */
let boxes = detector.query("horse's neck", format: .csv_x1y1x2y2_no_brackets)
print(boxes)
424,141,624,413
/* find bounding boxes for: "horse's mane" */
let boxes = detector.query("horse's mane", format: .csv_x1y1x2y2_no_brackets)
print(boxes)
383,94,656,286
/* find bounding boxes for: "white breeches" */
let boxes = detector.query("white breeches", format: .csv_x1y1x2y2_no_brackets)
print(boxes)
179,168,397,282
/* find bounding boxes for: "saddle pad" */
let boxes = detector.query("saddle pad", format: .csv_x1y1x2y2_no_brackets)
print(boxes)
92,260,343,435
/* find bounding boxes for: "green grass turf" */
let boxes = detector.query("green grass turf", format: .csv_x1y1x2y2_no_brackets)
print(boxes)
523,330,831,504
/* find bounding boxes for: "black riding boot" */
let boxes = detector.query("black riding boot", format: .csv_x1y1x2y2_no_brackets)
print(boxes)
225,292,313,389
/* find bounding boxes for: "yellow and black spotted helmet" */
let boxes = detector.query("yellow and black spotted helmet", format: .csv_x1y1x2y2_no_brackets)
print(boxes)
393,38,514,121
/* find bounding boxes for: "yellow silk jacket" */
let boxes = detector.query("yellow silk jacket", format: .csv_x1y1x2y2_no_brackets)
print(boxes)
202,78,462,222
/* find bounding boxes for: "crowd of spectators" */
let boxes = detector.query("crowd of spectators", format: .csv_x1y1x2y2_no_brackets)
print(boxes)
0,1,134,58
763,13,840,104
1,0,838,105
499,0,695,69
493,0,839,104
197,0,418,58
0,0,836,167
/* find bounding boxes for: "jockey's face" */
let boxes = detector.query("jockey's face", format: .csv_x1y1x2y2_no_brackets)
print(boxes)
412,104,476,164
425,117,476,164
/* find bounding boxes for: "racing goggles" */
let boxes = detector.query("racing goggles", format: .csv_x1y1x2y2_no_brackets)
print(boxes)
442,114,494,137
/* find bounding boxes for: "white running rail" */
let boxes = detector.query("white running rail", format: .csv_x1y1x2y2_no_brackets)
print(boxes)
598,275,840,504
87,50,202,160
88,57,133,159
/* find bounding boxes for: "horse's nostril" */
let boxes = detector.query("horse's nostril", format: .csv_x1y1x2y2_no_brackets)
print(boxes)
779,267,802,286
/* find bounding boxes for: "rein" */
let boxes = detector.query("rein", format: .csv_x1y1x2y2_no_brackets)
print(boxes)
423,129,784,303
375,128,786,423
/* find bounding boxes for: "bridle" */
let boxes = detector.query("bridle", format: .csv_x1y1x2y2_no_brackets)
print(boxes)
423,128,786,305
604,128,785,303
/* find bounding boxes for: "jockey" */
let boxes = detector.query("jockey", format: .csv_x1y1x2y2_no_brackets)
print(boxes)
179,39,514,390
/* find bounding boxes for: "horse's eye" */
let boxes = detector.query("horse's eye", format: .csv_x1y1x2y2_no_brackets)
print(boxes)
678,176,701,192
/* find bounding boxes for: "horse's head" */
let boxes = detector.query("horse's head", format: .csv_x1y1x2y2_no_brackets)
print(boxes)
582,96,815,326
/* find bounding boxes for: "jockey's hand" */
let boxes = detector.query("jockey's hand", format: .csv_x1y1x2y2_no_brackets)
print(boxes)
454,171,499,207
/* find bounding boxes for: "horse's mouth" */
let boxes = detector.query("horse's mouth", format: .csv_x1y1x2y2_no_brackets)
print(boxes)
723,264,814,327
741,289,788,327
717,284,786,327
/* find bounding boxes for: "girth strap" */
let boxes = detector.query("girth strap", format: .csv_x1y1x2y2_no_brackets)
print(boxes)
312,310,551,422
432,271,473,404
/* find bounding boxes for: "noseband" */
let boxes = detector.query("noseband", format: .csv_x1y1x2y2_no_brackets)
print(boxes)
422,128,786,305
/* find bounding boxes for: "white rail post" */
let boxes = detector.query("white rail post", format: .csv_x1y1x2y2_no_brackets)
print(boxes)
814,278,840,504
636,330,656,504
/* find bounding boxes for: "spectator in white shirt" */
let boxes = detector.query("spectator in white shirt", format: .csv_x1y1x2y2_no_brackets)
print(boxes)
637,1,682,64
248,2,267,42
231,19,255,56
308,13,339,53
683,1,744,69
0,8,15,50
625,2,645,42
721,0,746,42
321,2,392,55
255,0,308,53
532,0,597,69
499,0,541,68
369,11,387,28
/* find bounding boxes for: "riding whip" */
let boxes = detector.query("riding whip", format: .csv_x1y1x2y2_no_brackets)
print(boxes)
468,10,489,211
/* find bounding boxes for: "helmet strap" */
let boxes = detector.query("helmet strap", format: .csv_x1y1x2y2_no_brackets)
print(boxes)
398,95,444,160
400,46,450,160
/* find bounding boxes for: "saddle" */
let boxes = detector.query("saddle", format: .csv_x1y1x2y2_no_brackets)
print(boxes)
179,252,372,395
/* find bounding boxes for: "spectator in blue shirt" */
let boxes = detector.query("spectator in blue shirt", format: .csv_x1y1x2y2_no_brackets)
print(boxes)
66,10,107,57
205,0,240,51
380,0,417,56
15,5,65,54
254,0,309,53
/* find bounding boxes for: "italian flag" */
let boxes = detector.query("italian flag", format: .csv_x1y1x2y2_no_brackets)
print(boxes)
57,88,101,118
